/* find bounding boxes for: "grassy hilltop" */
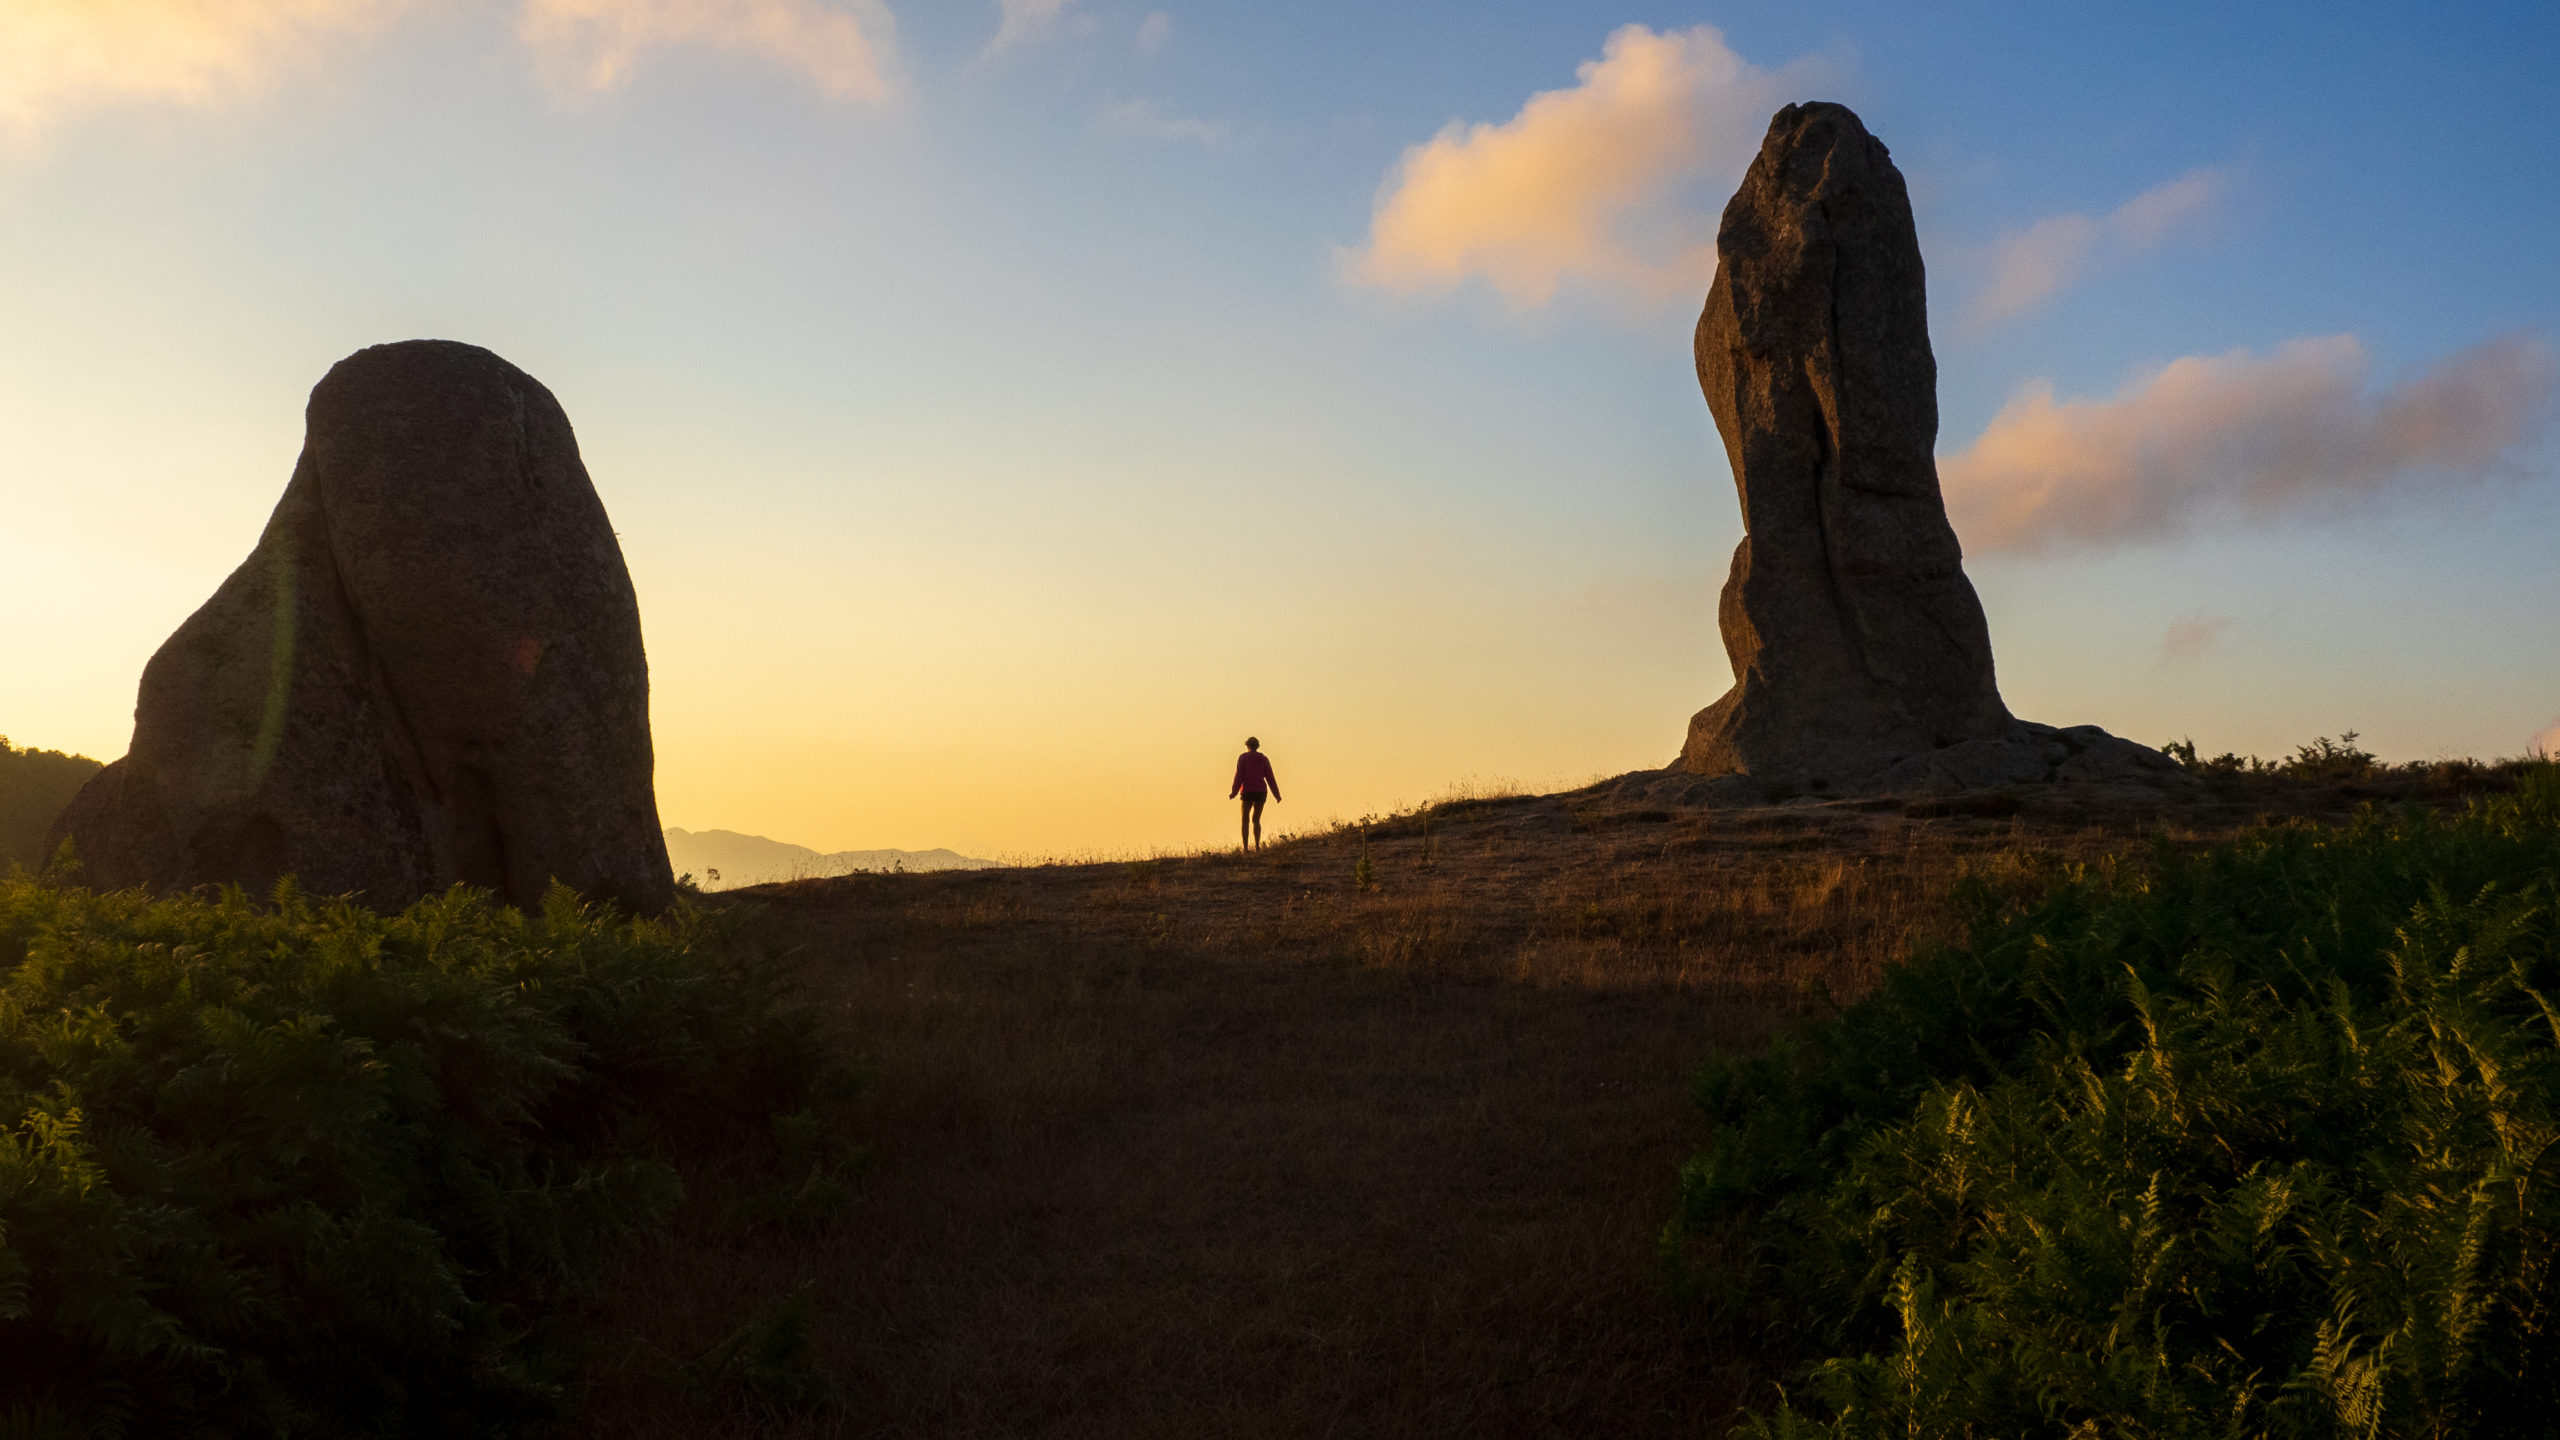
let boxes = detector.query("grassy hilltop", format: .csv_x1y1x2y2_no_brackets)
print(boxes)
572,740,2558,1439
5,736,2557,1438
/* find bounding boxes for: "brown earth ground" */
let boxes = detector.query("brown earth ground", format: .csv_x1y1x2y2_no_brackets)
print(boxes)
572,764,2513,1439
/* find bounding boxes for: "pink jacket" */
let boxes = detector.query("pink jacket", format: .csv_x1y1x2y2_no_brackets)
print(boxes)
1231,751,1278,798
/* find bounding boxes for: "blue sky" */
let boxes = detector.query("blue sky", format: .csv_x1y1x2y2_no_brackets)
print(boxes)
2,0,2554,855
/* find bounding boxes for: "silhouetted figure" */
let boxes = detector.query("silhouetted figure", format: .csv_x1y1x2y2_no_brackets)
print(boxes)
1230,737,1280,850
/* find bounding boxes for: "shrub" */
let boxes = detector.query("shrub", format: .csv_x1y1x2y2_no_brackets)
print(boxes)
0,874,832,1437
0,738,103,872
1671,766,2560,1439
2281,730,2379,783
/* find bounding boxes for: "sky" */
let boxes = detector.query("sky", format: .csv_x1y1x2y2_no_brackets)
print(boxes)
2,0,2555,859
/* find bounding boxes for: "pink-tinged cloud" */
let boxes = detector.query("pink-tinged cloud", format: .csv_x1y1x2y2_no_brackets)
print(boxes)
1969,167,2225,327
2535,718,2560,760
0,0,406,137
2158,613,2233,665
1347,24,1827,309
1941,333,2557,554
520,0,898,100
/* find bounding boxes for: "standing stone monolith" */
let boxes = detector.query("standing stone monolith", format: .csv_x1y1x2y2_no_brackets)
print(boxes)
1665,102,2196,800
1679,101,2011,789
50,340,675,912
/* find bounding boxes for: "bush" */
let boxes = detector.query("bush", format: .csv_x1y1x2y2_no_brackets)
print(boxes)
1671,766,2560,1439
2281,731,2379,783
0,738,103,872
2159,733,2541,802
0,874,832,1437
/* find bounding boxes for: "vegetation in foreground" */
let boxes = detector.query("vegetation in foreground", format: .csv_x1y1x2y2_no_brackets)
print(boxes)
6,723,2545,1438
0,871,838,1437
578,768,2244,1438
575,739,2542,1438
1676,766,2560,1438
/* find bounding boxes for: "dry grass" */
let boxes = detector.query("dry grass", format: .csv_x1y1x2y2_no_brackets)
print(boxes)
569,778,2405,1439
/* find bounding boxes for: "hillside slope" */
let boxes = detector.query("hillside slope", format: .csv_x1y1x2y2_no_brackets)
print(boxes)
590,765,2439,1437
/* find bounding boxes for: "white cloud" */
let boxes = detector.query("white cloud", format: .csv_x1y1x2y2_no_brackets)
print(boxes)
0,0,407,137
1941,333,2557,554
519,0,899,101
2534,717,2560,759
1098,96,1221,144
0,0,900,136
1135,10,1170,56
1346,24,1827,309
980,0,1075,58
1969,167,2225,326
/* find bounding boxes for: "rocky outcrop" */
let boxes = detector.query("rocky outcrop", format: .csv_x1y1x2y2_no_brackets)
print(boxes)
1675,102,2191,801
49,340,675,912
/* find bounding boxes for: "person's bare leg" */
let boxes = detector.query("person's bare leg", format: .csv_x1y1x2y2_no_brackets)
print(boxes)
1252,797,1264,848
1240,798,1252,851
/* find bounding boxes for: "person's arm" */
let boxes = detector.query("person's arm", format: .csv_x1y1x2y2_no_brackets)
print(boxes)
1266,759,1281,802
1229,756,1243,798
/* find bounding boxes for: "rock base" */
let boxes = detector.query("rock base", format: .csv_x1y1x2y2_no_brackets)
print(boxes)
1626,720,2201,808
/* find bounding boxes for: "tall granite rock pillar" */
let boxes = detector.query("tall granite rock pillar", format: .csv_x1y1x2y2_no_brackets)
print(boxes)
1680,102,2011,787
50,340,675,912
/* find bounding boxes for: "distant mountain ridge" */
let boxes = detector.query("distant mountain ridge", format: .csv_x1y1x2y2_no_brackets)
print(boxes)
663,827,996,890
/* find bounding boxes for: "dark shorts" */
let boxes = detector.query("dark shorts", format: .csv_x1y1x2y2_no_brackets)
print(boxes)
1238,790,1267,806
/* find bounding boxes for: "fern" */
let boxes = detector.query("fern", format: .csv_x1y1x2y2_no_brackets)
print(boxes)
1677,767,2560,1439
0,874,835,1436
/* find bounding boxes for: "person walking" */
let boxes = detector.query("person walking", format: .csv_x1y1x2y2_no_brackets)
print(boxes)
1230,737,1281,851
